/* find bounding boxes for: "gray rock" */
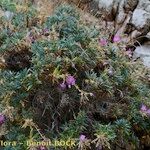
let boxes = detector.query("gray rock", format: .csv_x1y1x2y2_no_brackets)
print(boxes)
123,0,139,12
96,0,150,34
115,0,126,25
94,0,150,68
131,9,150,30
130,0,150,34
134,44,150,67
98,0,115,21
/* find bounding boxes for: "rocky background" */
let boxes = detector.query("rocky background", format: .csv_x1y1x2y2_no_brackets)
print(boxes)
31,0,150,41
33,0,150,40
66,0,150,67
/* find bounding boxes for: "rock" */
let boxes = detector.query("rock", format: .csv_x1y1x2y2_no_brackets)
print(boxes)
128,0,150,38
59,0,150,41
131,9,150,30
98,0,115,21
88,0,100,16
123,0,139,12
115,12,132,35
98,0,114,10
95,0,150,36
146,32,150,39
93,0,150,68
115,0,126,25
134,44,150,67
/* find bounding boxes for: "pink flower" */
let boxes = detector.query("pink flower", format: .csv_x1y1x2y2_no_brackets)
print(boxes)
99,39,107,46
66,75,76,88
140,104,150,116
79,134,86,142
140,104,147,112
0,114,5,126
113,35,121,43
59,82,67,90
146,109,150,116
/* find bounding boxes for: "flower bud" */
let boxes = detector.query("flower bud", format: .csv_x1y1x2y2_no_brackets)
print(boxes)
99,39,107,46
0,114,5,126
66,75,76,88
79,134,86,142
113,35,121,43
59,82,67,90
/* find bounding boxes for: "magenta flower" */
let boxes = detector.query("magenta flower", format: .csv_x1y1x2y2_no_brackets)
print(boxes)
0,114,5,126
113,35,121,43
146,109,150,116
140,104,147,112
59,82,67,90
140,104,150,116
66,75,76,88
99,39,107,46
79,134,86,142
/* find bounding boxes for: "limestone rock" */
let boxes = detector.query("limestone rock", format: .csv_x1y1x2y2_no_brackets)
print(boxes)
131,0,150,33
115,0,126,25
96,0,150,35
123,0,139,12
134,44,150,67
98,0,115,21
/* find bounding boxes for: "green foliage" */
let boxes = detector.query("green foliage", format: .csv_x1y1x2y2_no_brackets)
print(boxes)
0,0,16,12
60,111,88,140
94,123,116,140
114,119,131,137
0,1,150,150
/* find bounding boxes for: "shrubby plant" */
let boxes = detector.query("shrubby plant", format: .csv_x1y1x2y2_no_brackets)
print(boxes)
0,1,150,150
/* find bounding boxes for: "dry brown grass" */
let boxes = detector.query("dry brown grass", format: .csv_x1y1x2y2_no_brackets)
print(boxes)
30,0,85,25
33,0,57,21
